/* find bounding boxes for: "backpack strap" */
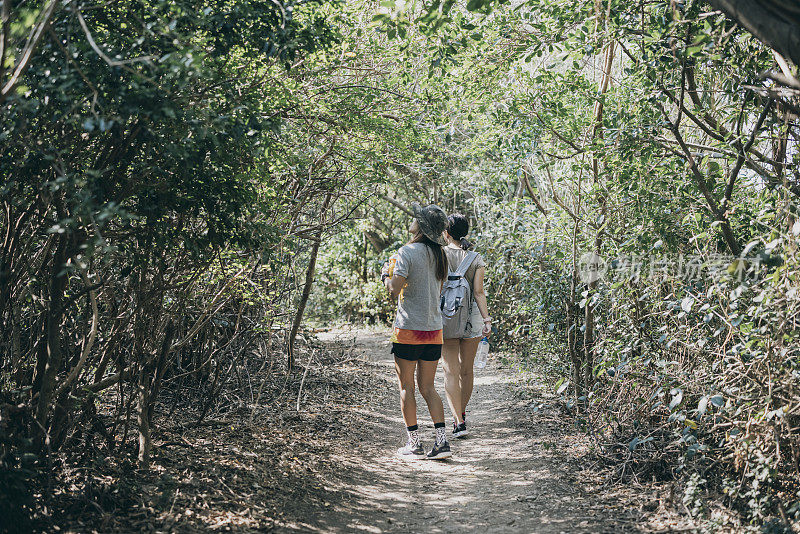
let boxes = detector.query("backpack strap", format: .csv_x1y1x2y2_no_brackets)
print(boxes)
451,251,478,278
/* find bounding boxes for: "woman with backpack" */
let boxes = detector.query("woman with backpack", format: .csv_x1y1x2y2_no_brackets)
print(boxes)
441,213,491,438
381,204,453,460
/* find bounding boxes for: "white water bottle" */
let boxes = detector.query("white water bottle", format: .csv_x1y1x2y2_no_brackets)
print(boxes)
474,337,489,370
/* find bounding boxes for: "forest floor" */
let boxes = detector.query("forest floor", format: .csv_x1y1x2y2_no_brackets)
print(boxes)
52,327,699,533
297,328,697,534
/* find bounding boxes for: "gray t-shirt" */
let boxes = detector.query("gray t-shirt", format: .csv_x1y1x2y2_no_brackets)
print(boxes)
392,243,444,331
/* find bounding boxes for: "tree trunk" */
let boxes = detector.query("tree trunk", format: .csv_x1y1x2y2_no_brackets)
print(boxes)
288,190,333,369
582,40,615,395
568,215,583,400
35,234,68,432
11,301,21,384
136,371,151,469
361,232,368,283
136,319,175,469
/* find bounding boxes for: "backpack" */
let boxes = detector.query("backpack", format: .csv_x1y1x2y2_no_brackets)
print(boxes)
440,251,479,339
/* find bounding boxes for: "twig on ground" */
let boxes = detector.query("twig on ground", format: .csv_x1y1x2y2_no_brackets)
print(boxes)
296,350,316,412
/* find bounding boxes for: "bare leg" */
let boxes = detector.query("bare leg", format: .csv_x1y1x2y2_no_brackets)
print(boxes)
416,358,445,424
459,337,481,412
441,339,463,424
394,357,417,428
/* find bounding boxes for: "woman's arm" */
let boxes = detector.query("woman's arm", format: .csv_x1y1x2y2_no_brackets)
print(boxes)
472,267,491,335
385,274,406,299
381,258,406,298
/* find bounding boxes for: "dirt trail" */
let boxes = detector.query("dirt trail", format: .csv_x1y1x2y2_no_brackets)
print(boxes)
277,328,692,534
50,328,694,533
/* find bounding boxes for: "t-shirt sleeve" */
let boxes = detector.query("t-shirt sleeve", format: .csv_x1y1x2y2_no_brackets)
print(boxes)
393,246,411,278
466,252,486,288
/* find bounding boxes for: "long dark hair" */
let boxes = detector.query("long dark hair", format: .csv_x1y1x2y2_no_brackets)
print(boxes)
409,232,448,281
447,213,473,250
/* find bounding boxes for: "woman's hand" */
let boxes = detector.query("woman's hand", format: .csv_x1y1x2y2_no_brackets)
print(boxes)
482,316,492,336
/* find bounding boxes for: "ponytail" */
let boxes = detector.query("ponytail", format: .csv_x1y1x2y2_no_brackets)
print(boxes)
447,213,472,250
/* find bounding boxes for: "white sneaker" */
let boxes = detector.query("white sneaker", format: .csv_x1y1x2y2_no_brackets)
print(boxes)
397,440,426,459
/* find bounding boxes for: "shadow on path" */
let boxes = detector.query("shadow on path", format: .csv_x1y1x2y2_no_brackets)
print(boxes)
276,329,652,534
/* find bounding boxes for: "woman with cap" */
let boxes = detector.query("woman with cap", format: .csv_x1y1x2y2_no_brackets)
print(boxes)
441,213,491,438
381,203,452,460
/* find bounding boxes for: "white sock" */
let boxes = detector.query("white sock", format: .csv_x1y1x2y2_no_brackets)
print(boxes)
407,426,420,446
435,425,447,445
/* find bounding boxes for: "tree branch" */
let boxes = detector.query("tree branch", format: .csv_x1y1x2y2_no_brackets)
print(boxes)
520,167,549,216
723,97,772,206
655,100,741,255
0,0,62,104
710,0,800,67
380,195,413,216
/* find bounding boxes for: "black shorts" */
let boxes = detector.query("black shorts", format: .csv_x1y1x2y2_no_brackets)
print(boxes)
391,343,442,362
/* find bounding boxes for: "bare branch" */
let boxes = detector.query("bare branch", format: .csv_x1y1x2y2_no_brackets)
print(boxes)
381,195,413,216
723,97,773,206
520,166,549,216
75,7,152,68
